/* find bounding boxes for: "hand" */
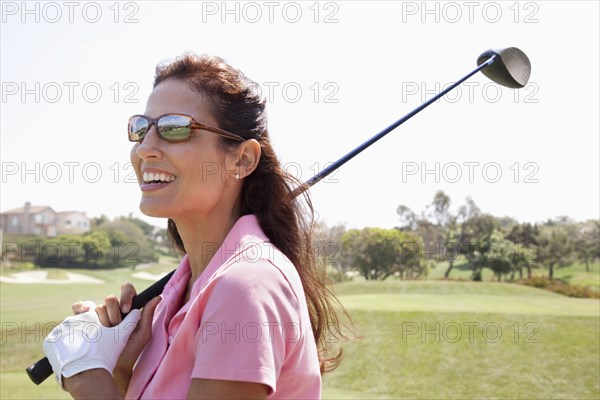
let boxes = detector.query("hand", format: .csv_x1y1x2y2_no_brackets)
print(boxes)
43,301,141,389
44,283,161,392
71,283,161,395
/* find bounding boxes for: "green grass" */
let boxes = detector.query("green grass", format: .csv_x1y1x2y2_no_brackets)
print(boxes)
1,268,599,399
554,262,600,289
427,260,600,287
323,386,389,399
322,279,599,399
322,310,599,399
0,266,179,400
331,280,599,316
0,372,70,400
426,260,489,280
0,276,165,325
333,279,559,296
132,255,180,274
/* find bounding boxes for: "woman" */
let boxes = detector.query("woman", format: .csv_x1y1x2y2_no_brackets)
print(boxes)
43,53,348,399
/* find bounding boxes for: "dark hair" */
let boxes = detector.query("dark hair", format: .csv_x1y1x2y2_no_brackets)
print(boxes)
154,53,350,372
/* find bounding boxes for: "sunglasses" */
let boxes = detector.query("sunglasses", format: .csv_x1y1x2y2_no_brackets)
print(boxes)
128,114,245,143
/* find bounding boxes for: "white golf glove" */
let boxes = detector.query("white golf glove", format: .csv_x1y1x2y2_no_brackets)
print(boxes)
43,301,141,389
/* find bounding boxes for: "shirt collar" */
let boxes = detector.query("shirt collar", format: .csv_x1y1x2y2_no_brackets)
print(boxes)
162,214,269,307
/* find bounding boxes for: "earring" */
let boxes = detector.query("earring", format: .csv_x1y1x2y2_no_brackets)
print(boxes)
235,174,240,182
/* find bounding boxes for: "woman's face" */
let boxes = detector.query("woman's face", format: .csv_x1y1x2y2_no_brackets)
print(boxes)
130,79,238,221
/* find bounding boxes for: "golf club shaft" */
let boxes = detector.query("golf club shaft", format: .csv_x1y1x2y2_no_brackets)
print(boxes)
27,55,497,385
303,55,496,190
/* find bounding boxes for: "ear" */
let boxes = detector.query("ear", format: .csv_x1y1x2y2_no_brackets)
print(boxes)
231,139,261,180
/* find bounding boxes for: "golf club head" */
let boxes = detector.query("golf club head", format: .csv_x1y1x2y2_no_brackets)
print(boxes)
477,47,531,88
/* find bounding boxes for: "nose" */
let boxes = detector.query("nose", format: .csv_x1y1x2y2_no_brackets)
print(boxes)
133,124,163,160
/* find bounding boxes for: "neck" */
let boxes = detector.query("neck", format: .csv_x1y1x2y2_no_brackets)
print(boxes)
174,209,240,283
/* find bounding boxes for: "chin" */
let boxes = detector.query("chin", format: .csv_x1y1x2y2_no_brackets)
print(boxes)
138,200,173,219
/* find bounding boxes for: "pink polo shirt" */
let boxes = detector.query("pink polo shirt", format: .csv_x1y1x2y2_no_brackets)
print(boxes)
126,215,321,399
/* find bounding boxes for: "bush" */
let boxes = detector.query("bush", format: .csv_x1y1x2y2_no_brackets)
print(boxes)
1,261,36,271
18,262,36,271
519,276,600,299
327,267,353,284
3,227,158,269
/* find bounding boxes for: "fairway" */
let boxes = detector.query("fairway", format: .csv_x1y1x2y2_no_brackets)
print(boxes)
322,280,600,399
1,270,598,399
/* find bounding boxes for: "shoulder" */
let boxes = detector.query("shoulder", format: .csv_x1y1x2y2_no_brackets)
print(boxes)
213,242,302,308
196,242,309,347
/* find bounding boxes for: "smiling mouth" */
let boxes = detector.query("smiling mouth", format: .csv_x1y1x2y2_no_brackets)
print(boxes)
142,172,177,185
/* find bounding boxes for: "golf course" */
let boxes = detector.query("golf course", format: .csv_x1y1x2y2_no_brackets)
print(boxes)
1,261,598,399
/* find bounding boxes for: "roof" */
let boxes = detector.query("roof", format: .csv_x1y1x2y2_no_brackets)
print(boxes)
58,211,87,215
1,206,55,215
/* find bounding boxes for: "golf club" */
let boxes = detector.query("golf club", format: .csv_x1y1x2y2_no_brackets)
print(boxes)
26,47,531,385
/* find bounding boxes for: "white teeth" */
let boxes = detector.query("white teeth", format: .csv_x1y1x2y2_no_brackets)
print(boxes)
142,172,176,184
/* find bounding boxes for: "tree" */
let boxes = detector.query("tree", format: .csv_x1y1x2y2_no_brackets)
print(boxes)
443,197,481,279
313,221,346,277
459,197,481,220
95,218,158,267
573,220,600,272
508,243,536,281
396,205,417,231
486,230,516,281
397,194,503,281
442,219,460,278
341,228,422,280
36,231,112,268
536,227,573,280
428,190,451,227
459,213,497,280
506,222,539,278
90,214,109,229
126,214,156,237
398,195,448,265
496,216,519,234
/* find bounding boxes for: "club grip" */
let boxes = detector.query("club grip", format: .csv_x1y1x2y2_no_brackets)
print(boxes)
26,357,53,385
25,269,176,385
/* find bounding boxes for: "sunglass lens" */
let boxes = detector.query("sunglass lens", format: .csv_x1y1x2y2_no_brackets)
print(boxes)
157,115,192,141
129,116,149,142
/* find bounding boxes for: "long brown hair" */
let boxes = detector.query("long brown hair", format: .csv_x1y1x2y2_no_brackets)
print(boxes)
154,53,350,372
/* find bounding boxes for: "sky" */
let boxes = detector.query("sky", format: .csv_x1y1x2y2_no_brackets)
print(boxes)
1,0,599,231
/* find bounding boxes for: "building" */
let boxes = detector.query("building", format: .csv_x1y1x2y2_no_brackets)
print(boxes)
57,211,91,235
0,202,90,237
